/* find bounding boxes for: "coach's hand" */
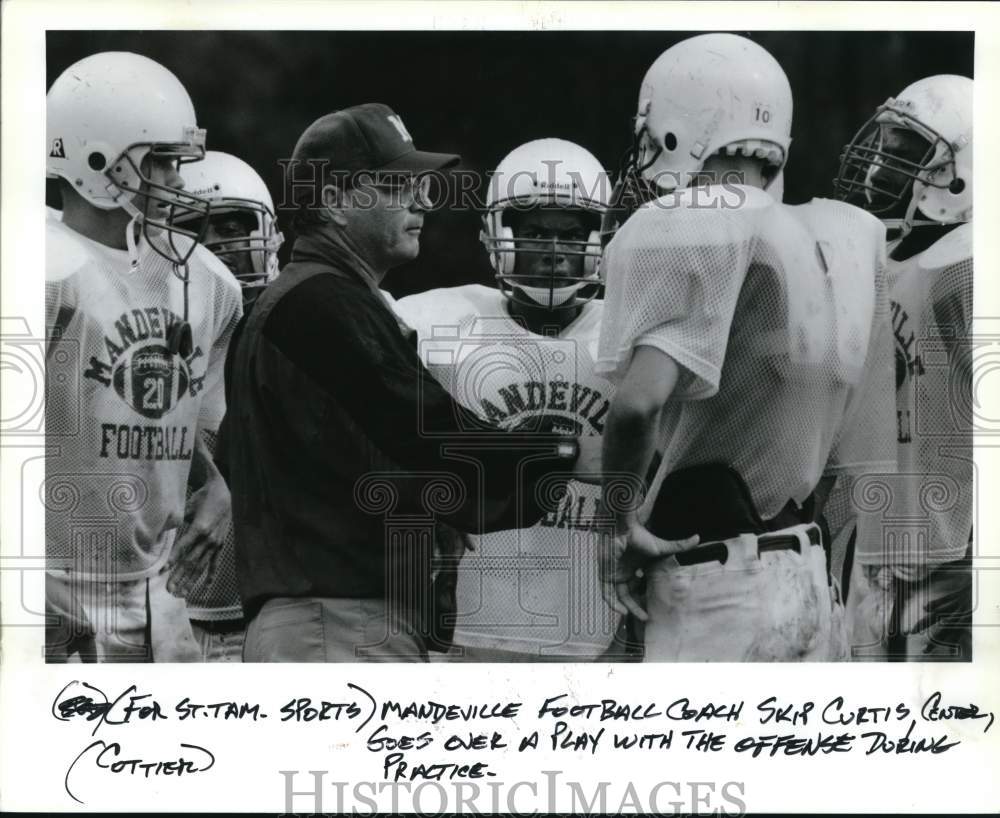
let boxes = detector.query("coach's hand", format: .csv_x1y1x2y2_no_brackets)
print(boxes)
601,522,699,621
163,475,232,598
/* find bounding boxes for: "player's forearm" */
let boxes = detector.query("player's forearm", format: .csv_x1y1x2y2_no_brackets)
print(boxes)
188,428,226,491
601,400,661,533
812,474,837,519
601,346,680,532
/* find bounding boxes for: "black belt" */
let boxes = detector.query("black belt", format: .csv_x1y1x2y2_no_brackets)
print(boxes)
190,618,246,634
674,524,822,567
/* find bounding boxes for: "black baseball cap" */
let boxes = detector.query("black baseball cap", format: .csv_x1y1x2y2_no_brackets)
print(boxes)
290,102,459,178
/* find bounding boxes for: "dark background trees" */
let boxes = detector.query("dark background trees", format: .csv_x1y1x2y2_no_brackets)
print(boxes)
48,31,974,296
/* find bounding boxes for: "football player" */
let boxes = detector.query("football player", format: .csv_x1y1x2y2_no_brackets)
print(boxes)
833,75,973,661
173,150,284,661
45,52,242,661
595,33,897,661
393,138,624,660
176,150,283,311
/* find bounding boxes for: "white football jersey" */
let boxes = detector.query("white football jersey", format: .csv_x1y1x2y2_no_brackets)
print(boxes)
852,223,973,571
597,184,896,522
394,285,620,657
45,212,242,580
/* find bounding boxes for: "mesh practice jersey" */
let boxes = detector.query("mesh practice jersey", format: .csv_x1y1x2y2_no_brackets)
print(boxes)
394,285,620,657
182,427,242,620
852,223,974,570
45,213,242,580
597,184,896,521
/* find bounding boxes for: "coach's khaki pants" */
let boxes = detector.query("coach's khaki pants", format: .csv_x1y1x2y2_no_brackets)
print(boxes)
243,597,428,662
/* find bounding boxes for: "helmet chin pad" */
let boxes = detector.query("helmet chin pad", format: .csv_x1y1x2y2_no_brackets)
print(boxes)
517,282,582,308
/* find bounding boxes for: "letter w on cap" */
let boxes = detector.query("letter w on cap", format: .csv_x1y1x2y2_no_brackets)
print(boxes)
386,115,413,143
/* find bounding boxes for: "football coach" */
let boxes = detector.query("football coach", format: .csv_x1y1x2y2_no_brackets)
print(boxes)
226,104,582,662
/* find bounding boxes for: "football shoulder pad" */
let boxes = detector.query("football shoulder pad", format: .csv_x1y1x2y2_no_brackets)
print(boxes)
45,217,95,284
624,183,773,248
395,284,500,337
919,222,973,274
190,242,242,298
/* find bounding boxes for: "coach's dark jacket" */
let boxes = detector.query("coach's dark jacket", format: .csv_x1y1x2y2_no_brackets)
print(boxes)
226,230,571,621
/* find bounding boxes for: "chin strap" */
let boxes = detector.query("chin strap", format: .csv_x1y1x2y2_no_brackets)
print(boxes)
882,206,940,242
166,261,192,357
123,208,193,357
125,215,141,273
884,180,949,240
116,171,146,272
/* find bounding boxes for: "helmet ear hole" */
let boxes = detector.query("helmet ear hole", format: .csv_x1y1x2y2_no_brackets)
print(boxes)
88,152,106,171
949,178,966,195
663,133,678,151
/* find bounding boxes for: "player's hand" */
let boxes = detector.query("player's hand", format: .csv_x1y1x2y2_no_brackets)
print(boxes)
163,476,232,598
909,565,972,641
598,533,635,617
600,522,699,621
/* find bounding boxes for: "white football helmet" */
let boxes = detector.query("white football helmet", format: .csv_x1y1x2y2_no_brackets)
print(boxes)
835,74,972,233
481,138,609,310
46,51,211,264
175,151,284,287
626,33,792,196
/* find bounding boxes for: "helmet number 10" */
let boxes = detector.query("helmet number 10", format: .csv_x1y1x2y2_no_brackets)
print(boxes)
754,104,771,124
